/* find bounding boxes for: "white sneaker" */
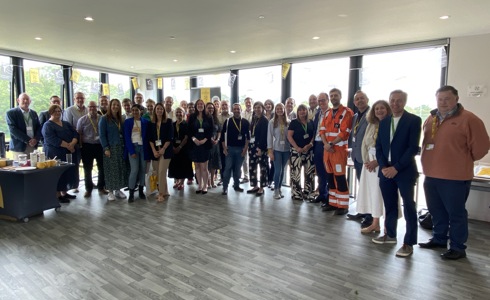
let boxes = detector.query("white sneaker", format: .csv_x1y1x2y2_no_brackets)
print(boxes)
107,192,116,201
273,190,281,199
115,190,127,199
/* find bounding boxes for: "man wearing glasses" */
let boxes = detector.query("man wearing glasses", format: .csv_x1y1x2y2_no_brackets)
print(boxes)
77,100,109,197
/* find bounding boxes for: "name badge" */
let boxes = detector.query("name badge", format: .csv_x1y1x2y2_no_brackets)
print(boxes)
95,136,100,141
280,141,285,145
238,135,243,140
334,123,340,128
26,126,33,131
303,134,309,139
250,137,255,144
175,140,181,144
155,140,162,146
133,127,141,132
425,144,434,150
320,126,325,130
352,137,356,143
198,128,204,133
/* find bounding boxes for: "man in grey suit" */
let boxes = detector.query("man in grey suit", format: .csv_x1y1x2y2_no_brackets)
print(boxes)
347,91,373,227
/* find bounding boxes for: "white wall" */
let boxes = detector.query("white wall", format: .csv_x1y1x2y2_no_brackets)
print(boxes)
447,33,490,163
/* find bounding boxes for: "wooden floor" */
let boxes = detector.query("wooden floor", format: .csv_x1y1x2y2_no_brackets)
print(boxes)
1,182,489,300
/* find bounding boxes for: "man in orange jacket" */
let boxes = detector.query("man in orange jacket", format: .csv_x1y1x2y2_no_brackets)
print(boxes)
320,88,353,215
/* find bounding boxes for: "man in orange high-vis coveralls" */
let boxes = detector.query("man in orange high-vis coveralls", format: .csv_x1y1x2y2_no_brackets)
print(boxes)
320,88,353,215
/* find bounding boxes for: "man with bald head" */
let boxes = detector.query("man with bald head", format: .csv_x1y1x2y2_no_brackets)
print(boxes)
6,93,42,160
165,96,175,120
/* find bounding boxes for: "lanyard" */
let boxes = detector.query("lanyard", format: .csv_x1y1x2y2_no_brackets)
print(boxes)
232,117,242,132
353,118,360,134
280,123,284,136
374,124,379,141
252,118,259,136
176,121,181,136
156,122,161,140
301,121,308,133
112,119,121,131
431,116,439,139
88,114,99,134
198,117,203,128
390,117,397,142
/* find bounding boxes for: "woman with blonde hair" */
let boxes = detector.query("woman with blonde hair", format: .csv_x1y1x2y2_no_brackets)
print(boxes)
357,100,392,233
267,103,290,199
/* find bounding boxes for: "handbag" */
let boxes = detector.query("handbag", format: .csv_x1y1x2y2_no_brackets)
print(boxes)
418,209,433,230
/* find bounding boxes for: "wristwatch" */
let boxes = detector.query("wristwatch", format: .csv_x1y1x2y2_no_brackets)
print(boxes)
329,142,334,146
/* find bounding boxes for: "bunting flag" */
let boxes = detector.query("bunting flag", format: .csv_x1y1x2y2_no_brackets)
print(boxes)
71,69,81,83
54,69,64,85
146,78,153,90
184,78,190,90
91,81,101,93
0,64,13,81
157,78,163,89
102,83,110,96
201,88,210,103
281,63,291,79
228,73,237,87
131,77,139,89
29,68,40,84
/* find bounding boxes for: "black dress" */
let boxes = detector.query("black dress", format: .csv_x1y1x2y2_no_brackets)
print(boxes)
188,114,213,163
168,120,194,179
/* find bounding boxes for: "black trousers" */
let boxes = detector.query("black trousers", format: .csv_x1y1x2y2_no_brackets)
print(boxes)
81,143,105,191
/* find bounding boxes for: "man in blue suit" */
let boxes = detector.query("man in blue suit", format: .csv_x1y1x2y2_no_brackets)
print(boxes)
372,90,421,258
6,93,42,160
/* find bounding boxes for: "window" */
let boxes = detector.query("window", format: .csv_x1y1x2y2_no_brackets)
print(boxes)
0,55,13,141
196,73,231,101
164,76,190,108
361,47,445,120
23,60,63,113
238,65,281,104
71,68,100,102
108,73,131,100
291,58,350,106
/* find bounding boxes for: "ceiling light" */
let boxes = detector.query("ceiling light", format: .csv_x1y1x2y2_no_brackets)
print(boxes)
230,50,236,54
84,16,94,22
312,36,320,40
258,15,265,19
34,37,42,41
439,15,450,20
173,59,178,62
130,66,134,69
338,14,348,18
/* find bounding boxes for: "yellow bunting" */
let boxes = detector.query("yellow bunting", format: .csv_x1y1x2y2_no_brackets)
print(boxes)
201,88,211,103
281,63,291,79
102,83,110,96
71,69,81,83
29,68,40,84
131,77,139,89
157,78,163,89
184,78,190,90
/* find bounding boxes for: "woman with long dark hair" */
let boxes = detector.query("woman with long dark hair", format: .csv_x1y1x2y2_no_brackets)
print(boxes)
206,102,221,188
188,99,214,194
99,99,128,201
247,101,269,196
149,103,173,202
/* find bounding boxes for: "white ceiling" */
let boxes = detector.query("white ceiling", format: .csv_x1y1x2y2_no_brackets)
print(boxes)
1,0,490,76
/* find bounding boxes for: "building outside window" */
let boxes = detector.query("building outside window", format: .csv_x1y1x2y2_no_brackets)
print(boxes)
238,65,281,105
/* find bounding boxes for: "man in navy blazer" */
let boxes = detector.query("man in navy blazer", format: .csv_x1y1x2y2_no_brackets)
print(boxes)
6,93,42,159
311,92,330,203
373,90,421,258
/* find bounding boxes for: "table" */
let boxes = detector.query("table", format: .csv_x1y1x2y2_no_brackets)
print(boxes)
0,164,73,222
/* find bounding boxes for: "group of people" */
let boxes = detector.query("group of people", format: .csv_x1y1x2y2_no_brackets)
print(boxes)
6,85,489,260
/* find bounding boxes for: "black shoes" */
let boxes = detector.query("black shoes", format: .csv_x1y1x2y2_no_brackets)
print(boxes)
361,218,373,228
247,187,259,194
309,196,324,203
58,196,70,203
441,249,466,260
128,190,134,203
322,204,336,211
334,208,349,215
419,240,447,249
138,186,146,199
234,187,244,192
346,213,364,220
222,190,228,195
196,190,202,194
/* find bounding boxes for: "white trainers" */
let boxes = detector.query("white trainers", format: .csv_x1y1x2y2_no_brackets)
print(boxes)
115,190,127,199
107,192,116,201
273,190,281,199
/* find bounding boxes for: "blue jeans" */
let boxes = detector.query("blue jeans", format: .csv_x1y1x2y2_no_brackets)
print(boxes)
379,176,418,246
128,144,146,189
223,146,245,190
424,177,471,251
314,141,328,201
273,150,289,190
